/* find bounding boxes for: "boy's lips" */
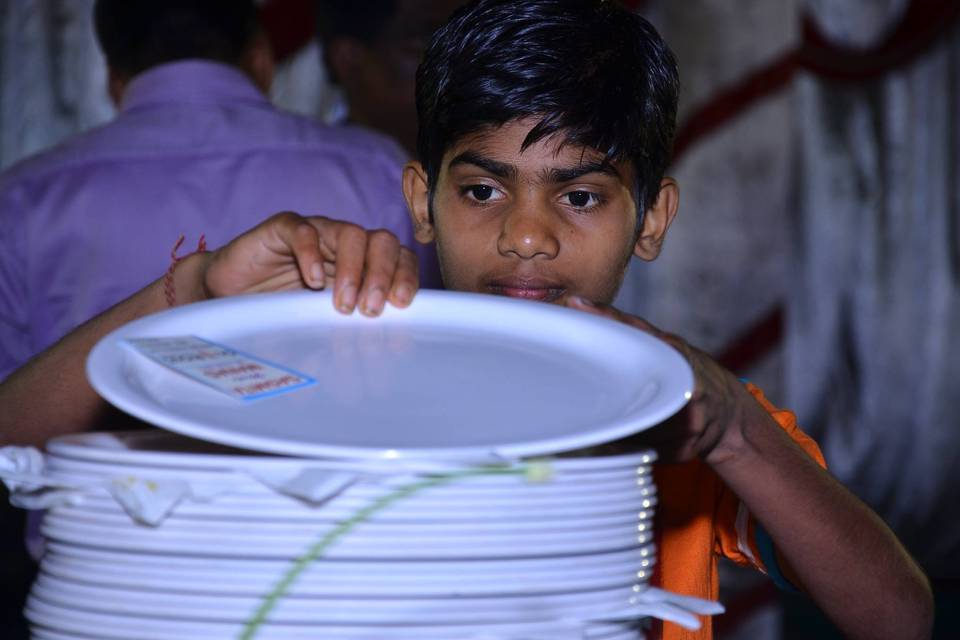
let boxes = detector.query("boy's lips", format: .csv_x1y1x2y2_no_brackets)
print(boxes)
485,277,567,302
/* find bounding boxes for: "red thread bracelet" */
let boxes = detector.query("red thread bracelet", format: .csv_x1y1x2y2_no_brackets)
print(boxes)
163,234,207,307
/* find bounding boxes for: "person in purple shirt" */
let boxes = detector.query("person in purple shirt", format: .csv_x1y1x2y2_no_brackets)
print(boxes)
0,0,438,385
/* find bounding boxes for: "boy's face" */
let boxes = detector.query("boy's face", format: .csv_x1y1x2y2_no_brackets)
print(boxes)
403,118,678,305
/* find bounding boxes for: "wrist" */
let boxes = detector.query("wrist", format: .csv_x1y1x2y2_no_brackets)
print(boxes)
705,389,779,477
702,385,761,469
171,251,213,306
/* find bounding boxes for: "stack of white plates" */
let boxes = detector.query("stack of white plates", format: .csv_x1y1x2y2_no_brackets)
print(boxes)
26,431,658,639
21,291,699,639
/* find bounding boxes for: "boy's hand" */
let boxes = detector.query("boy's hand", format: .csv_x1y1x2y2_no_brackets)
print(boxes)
566,296,753,465
197,212,419,316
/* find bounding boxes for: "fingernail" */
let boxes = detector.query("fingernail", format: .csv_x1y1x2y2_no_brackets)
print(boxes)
394,284,412,305
339,284,357,312
572,296,594,307
363,288,385,316
309,263,323,286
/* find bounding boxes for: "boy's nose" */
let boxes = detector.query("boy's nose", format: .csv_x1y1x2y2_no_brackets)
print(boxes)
497,208,560,260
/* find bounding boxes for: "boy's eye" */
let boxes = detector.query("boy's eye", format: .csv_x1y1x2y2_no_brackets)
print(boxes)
472,185,494,201
563,190,601,208
463,184,504,202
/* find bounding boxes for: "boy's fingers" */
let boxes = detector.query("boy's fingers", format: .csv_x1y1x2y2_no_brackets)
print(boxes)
388,247,420,308
281,216,326,290
357,229,401,317
305,218,419,315
566,296,645,329
566,296,681,347
564,295,608,315
327,222,368,313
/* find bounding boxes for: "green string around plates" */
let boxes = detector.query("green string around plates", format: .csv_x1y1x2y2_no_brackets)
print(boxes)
239,462,548,640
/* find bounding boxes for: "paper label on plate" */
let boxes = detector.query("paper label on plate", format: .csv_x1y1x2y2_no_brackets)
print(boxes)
125,336,315,400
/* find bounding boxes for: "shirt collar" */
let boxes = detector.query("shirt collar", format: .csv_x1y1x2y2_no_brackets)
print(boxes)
120,60,269,112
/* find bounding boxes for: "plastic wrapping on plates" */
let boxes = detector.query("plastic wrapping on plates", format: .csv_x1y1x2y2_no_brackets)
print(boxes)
107,476,193,525
0,446,95,510
1,446,374,525
576,586,727,631
251,468,366,503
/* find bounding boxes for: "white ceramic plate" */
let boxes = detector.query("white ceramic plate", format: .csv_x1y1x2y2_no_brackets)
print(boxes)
44,451,654,483
86,291,691,461
51,503,652,535
26,596,642,640
49,483,657,515
50,483,657,521
42,543,654,576
46,431,658,473
31,574,639,625
68,492,657,525
38,557,647,597
42,506,656,544
29,625,642,640
43,461,656,503
43,513,655,555
40,516,651,559
40,548,652,580
28,632,642,640
44,456,654,496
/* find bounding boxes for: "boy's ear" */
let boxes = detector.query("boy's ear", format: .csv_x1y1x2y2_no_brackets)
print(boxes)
633,177,680,261
402,161,436,244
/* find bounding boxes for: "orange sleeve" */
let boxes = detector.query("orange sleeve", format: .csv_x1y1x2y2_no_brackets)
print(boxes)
713,383,826,573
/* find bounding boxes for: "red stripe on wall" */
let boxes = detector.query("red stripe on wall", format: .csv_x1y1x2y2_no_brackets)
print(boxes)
672,51,799,163
716,307,784,375
800,0,960,81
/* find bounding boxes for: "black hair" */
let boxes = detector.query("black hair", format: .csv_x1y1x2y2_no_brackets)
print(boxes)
314,0,398,84
416,0,679,213
93,0,259,79
315,0,398,44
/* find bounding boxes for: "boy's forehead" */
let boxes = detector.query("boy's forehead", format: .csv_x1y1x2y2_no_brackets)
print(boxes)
441,119,635,183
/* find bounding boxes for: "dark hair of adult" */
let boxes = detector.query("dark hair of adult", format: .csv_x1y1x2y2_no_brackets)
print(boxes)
93,0,259,79
416,0,680,213
315,0,397,45
314,0,397,84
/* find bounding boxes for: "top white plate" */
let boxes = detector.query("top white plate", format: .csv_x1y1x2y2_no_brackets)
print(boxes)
45,431,656,474
87,290,692,461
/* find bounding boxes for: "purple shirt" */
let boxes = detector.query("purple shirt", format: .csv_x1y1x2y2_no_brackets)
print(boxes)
0,61,437,382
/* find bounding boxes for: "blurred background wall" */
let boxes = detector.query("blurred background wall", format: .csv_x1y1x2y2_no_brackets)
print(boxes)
1,0,957,638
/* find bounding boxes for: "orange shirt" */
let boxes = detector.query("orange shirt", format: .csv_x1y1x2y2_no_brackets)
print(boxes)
651,383,826,640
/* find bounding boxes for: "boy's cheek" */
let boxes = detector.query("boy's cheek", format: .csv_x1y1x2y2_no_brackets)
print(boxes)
432,229,497,290
433,244,480,294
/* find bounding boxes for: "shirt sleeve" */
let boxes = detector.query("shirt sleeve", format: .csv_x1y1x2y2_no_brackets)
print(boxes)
713,382,827,578
0,178,30,382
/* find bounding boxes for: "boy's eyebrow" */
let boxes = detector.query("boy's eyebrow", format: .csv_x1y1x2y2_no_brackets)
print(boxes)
447,151,517,180
447,152,620,184
546,160,619,184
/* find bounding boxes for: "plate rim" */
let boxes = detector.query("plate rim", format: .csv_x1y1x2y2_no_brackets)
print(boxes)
86,290,693,460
